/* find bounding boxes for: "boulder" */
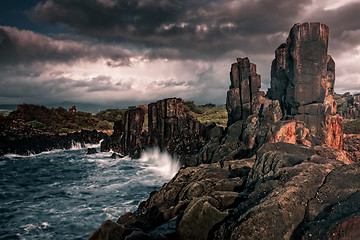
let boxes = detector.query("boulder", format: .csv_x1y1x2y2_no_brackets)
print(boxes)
90,143,359,240
87,148,97,154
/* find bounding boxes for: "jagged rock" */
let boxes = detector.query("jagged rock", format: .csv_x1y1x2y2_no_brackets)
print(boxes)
101,107,145,157
90,142,359,240
269,22,343,149
226,58,262,126
213,143,357,240
102,98,207,162
88,220,126,240
270,22,330,110
147,98,206,162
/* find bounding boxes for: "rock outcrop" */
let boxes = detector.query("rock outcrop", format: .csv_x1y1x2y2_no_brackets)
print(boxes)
269,22,343,149
90,142,359,240
101,107,145,157
194,22,344,165
146,98,206,161
226,57,262,126
90,22,359,240
101,98,207,161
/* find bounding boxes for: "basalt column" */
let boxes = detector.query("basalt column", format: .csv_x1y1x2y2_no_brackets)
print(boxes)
269,22,343,149
226,57,261,126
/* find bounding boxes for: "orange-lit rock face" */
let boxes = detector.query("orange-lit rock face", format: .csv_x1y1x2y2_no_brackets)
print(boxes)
322,114,344,149
269,22,343,150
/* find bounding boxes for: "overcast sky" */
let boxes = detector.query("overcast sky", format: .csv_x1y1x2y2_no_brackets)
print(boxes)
1,0,360,110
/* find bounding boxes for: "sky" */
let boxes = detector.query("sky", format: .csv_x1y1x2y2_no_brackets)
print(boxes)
1,0,360,111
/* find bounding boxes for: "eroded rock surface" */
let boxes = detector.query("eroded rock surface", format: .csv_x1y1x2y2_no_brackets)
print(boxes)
269,22,343,149
90,143,359,240
226,57,262,126
101,98,206,161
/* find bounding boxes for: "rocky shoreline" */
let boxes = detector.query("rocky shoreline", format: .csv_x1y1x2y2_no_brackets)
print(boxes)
0,117,107,156
89,22,360,240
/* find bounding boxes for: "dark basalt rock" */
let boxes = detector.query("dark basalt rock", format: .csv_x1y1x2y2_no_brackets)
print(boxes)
87,148,97,154
226,57,262,126
90,22,359,240
269,22,343,149
101,98,207,163
146,98,206,163
90,143,359,240
101,107,145,158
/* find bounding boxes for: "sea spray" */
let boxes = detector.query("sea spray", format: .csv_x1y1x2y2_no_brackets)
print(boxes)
139,148,180,180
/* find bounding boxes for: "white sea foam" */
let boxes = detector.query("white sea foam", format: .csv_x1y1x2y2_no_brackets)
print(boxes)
139,148,180,180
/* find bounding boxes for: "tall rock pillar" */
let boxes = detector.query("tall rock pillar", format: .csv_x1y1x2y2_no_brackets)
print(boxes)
269,22,343,149
226,57,261,126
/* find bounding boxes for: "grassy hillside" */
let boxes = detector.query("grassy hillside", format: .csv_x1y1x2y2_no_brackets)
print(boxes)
184,102,227,128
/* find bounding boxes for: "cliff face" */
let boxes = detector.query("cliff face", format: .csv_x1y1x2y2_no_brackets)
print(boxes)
101,98,206,161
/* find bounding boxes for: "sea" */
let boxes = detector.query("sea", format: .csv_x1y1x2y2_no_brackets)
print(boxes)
0,144,180,239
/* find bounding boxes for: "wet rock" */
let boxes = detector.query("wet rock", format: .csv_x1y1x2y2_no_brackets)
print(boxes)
147,98,206,163
101,107,145,158
88,220,126,240
91,142,359,240
102,98,207,163
110,152,124,159
87,148,97,154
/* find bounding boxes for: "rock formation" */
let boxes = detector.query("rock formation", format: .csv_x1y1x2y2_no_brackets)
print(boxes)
101,98,207,161
269,22,343,149
90,142,358,240
146,98,206,161
90,22,359,240
226,57,262,126
101,107,145,157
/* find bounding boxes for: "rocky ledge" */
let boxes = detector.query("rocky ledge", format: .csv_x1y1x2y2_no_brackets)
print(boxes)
90,22,360,239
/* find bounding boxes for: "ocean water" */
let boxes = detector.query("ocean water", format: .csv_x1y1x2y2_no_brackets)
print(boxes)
0,145,180,240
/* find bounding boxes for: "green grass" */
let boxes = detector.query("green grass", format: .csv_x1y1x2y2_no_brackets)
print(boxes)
186,104,228,128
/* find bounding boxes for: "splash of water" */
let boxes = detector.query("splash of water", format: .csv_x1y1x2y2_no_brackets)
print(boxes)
139,148,180,180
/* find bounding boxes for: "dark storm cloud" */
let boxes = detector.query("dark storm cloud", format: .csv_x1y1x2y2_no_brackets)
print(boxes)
28,0,312,59
0,68,133,103
308,2,360,54
0,25,133,65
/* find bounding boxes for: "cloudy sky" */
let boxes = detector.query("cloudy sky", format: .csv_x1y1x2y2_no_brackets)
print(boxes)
1,0,360,110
